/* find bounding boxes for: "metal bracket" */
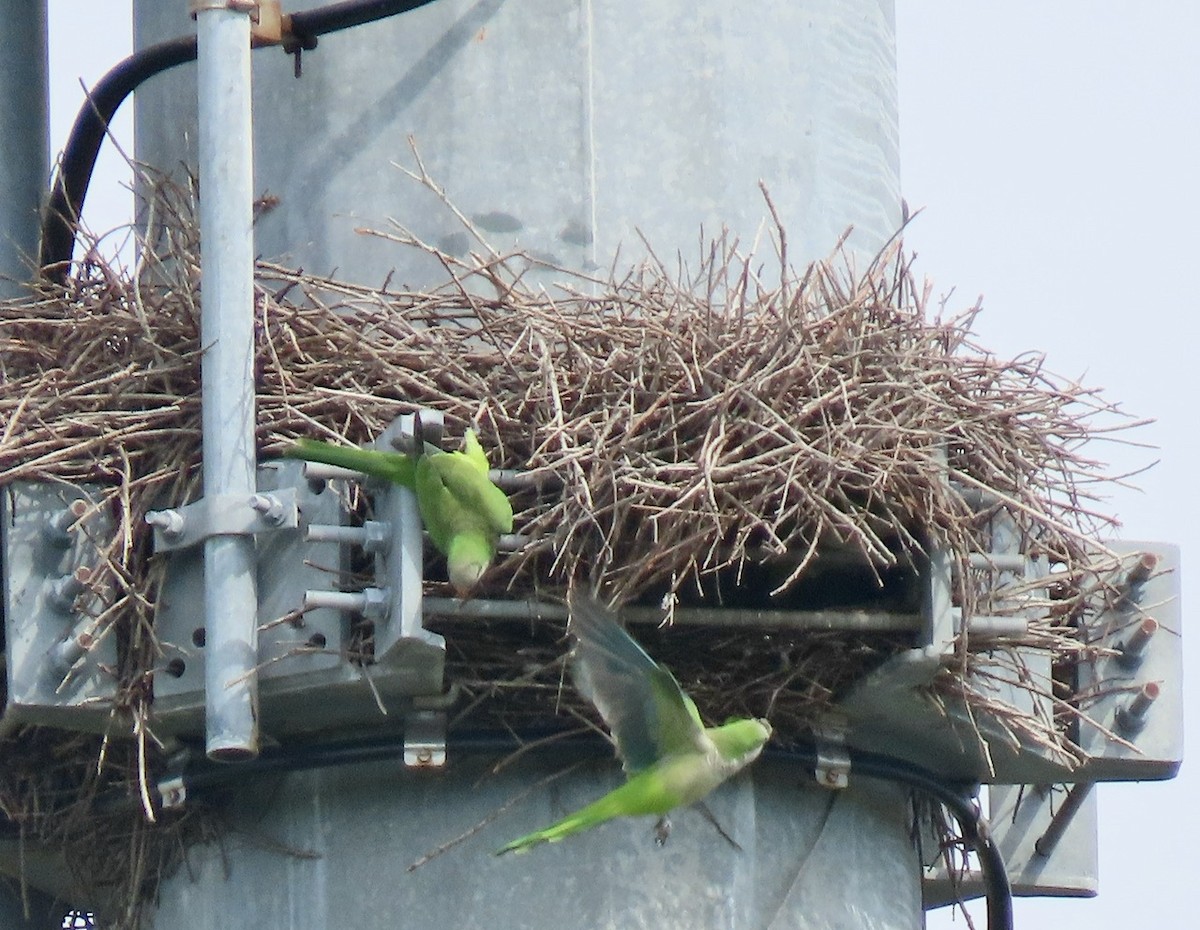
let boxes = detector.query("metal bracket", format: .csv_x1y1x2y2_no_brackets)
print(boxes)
146,488,299,552
158,774,188,812
1,482,118,734
190,0,260,16
813,717,851,789
154,748,194,812
403,710,447,770
1075,542,1182,780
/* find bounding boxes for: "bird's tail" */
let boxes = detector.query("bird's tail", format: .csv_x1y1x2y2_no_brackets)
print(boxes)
285,439,415,486
495,788,630,856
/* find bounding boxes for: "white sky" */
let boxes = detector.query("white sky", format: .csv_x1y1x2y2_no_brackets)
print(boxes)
899,4,1199,926
45,2,1196,927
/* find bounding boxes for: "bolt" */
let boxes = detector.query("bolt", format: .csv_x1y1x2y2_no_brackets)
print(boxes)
1126,552,1159,587
46,566,93,613
146,509,186,538
44,499,90,547
1117,552,1158,610
50,631,90,676
361,520,389,553
1116,681,1160,737
249,493,287,526
1115,617,1159,670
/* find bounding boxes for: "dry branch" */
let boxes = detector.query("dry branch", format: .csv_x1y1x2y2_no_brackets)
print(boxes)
0,169,1150,925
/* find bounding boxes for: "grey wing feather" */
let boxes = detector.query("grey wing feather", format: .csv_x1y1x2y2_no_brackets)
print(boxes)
567,591,708,773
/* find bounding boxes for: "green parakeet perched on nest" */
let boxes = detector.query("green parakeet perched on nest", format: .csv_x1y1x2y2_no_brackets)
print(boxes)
286,429,513,595
497,591,772,854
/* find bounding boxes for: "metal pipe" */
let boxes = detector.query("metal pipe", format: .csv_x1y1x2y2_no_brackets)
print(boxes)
624,605,922,632
0,0,48,298
304,587,387,619
1116,551,1158,611
967,552,1025,573
305,521,388,550
1034,782,1094,858
301,461,362,481
45,566,93,613
49,623,96,679
197,3,259,762
42,499,89,547
422,597,570,623
420,597,924,633
956,612,1029,638
40,0,441,281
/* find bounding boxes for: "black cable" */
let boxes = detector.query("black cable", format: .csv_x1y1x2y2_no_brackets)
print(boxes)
774,743,1014,930
39,0,441,284
34,4,1015,923
39,36,198,281
85,731,1011,930
288,0,441,43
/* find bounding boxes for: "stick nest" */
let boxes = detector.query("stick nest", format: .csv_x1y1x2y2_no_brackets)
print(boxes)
0,170,1148,923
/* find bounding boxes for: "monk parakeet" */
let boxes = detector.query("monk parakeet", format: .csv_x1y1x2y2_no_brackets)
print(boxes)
286,429,513,595
496,592,772,854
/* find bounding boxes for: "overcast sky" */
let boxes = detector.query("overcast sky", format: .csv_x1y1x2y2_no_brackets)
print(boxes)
898,5,1198,926
46,2,1196,927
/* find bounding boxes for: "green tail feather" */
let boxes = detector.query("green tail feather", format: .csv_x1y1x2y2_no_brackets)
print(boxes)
495,789,630,856
284,439,415,487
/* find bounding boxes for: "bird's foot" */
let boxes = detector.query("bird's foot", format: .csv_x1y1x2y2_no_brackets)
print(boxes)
654,816,671,847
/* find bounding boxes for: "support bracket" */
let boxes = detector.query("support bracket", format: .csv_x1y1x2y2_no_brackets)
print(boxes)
403,710,447,770
146,488,300,552
813,717,851,790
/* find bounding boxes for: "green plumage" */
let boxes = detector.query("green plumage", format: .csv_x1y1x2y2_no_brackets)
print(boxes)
286,430,513,594
496,594,772,854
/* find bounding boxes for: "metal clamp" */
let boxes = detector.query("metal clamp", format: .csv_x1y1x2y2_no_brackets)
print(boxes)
813,717,851,789
190,0,283,46
404,710,447,770
146,488,300,552
190,0,261,16
158,773,188,811
189,0,260,16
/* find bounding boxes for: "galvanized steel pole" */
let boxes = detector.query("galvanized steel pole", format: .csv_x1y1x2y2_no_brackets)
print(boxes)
140,3,919,928
196,2,259,761
0,0,48,298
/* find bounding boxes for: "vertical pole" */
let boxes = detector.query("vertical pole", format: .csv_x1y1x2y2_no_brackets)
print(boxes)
0,0,48,298
196,3,259,761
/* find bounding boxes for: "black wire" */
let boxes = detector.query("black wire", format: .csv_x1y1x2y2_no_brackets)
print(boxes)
82,732,1012,930
288,0,441,43
38,0,441,283
772,743,1014,930
33,3,1016,924
39,36,198,280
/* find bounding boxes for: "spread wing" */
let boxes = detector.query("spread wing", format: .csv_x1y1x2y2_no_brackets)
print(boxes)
567,591,709,774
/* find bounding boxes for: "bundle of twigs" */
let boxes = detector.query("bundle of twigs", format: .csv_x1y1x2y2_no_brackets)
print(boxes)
0,169,1148,921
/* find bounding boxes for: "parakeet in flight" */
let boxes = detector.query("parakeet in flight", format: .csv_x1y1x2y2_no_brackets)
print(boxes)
286,429,513,595
496,592,772,854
